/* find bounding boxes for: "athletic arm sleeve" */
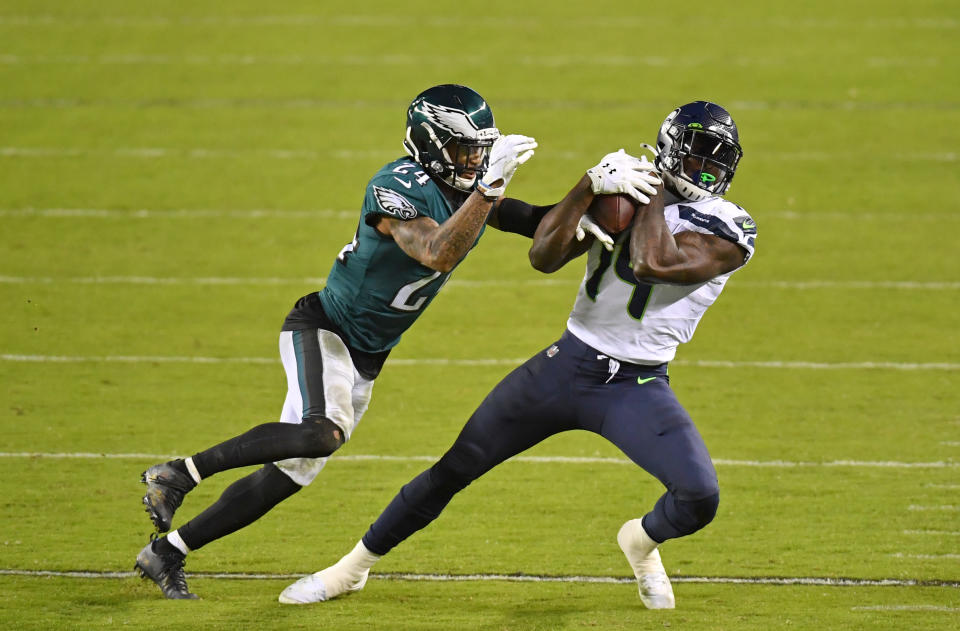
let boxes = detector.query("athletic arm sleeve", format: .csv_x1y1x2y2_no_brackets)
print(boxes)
490,198,554,238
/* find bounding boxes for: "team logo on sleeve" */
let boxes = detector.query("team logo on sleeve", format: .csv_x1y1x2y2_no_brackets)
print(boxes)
734,215,757,234
373,186,419,219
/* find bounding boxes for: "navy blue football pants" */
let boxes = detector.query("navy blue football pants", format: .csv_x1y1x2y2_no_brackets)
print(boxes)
363,330,720,555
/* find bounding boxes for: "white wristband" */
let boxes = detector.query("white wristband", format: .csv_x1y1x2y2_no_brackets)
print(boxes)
475,180,502,201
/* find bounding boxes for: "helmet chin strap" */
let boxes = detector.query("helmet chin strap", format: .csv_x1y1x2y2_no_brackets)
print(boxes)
638,143,659,161
661,182,684,206
663,171,712,202
453,173,476,190
439,140,480,193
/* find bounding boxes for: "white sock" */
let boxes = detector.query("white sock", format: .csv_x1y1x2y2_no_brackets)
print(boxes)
337,540,381,574
167,530,191,555
184,457,202,484
619,518,658,559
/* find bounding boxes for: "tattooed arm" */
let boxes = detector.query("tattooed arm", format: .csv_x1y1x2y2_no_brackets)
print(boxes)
372,191,494,273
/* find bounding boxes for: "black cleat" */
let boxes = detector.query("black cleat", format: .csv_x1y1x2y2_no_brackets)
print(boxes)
135,536,199,600
141,461,195,533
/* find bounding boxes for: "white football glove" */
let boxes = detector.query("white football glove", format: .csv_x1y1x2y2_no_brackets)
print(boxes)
586,149,661,204
575,214,615,251
476,134,538,200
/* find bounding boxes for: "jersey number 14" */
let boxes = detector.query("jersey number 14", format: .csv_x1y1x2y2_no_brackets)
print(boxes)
585,240,653,321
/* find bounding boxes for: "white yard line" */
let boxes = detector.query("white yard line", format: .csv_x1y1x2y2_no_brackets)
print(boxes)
0,146,956,162
2,353,957,371
907,505,960,511
0,275,573,288
0,53,949,69
0,275,327,286
1,353,958,371
0,208,359,218
2,207,955,222
0,98,957,113
0,15,955,28
851,605,960,611
0,146,370,159
0,452,956,469
0,568,955,589
1,275,957,291
902,530,960,536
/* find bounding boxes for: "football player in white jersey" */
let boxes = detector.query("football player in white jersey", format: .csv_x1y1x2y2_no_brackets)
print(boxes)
278,101,756,609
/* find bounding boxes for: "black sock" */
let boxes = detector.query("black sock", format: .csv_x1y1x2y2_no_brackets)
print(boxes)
190,422,335,478
177,464,301,551
152,536,181,556
168,459,190,479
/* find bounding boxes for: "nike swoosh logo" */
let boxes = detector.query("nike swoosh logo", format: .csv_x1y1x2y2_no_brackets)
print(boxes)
393,177,412,189
742,220,755,230
637,376,656,385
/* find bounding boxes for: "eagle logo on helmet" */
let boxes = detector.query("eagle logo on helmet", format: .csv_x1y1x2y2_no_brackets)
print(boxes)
415,100,486,138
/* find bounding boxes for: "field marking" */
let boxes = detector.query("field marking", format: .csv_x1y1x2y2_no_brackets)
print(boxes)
2,353,958,372
0,275,572,288
0,15,955,28
1,451,957,469
0,53,950,69
738,280,960,290
0,146,373,160
903,530,960,536
0,568,956,589
0,207,360,218
890,553,960,560
852,605,960,612
925,483,960,490
3,208,958,223
1,275,957,291
908,505,960,511
2,98,958,112
0,146,956,163
939,441,960,446
1,353,958,372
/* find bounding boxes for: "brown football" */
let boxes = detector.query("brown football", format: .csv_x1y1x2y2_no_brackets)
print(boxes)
587,193,638,235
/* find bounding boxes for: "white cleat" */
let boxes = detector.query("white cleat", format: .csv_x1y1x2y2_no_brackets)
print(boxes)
278,566,369,604
617,519,676,609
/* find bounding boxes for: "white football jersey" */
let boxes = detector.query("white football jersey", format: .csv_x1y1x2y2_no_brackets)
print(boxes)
566,196,756,364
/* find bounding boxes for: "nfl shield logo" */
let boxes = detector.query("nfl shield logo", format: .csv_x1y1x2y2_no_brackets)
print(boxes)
546,345,559,358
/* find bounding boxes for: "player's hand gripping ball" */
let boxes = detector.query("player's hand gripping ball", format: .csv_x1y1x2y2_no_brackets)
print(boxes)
584,149,660,234
586,193,639,235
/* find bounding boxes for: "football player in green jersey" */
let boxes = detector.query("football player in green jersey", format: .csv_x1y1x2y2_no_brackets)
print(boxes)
134,84,539,599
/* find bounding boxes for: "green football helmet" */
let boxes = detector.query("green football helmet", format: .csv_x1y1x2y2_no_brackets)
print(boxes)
403,84,500,192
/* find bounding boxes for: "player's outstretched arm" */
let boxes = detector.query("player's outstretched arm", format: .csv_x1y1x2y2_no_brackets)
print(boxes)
629,183,746,285
376,133,537,272
527,175,595,273
376,192,494,273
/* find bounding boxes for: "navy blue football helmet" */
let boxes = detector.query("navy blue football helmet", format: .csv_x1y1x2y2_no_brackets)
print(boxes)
655,101,743,201
403,84,499,192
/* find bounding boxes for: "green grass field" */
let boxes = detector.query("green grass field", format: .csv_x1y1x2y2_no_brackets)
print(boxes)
1,1,958,629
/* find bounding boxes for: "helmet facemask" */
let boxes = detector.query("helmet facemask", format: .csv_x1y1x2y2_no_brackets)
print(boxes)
669,128,741,197
655,102,743,202
414,123,498,192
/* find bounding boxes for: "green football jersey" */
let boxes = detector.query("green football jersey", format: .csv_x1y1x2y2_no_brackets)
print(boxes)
318,157,485,353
